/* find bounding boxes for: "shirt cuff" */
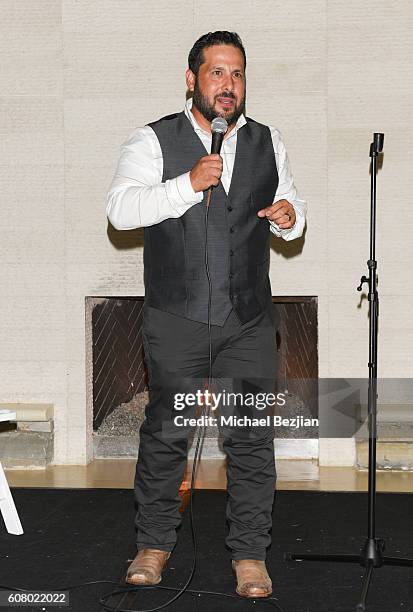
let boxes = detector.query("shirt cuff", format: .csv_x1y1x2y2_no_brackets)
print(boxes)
165,171,204,213
269,219,296,235
269,206,305,241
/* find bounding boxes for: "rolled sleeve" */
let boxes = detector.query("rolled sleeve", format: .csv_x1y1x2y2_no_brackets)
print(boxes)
269,209,305,240
269,126,307,241
106,126,204,230
165,171,204,214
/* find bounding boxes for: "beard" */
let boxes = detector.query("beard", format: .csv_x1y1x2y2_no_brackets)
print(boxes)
192,78,246,126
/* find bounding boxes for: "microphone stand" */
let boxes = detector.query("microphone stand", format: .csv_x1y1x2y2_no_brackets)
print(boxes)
285,133,413,611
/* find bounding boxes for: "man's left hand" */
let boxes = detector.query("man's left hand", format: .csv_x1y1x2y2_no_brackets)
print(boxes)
257,199,296,229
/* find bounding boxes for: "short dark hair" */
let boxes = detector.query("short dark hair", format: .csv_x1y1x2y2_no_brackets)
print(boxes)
188,31,246,76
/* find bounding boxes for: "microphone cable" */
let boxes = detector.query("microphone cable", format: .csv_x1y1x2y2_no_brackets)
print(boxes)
97,183,286,611
0,137,287,612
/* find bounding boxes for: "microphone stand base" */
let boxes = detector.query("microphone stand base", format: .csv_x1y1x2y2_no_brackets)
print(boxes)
285,537,413,611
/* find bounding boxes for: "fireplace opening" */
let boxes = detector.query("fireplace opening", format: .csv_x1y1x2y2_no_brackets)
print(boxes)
86,297,318,458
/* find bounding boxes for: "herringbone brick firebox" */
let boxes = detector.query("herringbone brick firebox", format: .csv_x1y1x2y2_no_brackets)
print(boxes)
87,297,318,440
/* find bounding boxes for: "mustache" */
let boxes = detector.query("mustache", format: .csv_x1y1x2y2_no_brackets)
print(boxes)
215,91,236,100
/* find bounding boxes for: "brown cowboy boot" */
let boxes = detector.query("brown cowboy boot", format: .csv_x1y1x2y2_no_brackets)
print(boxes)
232,559,272,598
126,548,171,585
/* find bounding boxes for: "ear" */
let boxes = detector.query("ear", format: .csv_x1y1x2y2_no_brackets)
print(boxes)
186,68,196,93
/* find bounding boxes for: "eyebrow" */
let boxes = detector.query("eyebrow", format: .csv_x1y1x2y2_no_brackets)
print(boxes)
210,65,244,72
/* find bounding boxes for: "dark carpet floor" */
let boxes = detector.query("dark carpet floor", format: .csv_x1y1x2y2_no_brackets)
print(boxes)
0,488,412,612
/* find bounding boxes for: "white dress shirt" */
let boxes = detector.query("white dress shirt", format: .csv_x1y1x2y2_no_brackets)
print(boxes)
106,98,307,240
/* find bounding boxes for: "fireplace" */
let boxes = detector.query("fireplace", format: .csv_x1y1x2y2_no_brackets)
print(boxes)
85,297,318,458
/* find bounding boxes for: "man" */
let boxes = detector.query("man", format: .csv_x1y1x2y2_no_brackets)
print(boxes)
106,31,306,598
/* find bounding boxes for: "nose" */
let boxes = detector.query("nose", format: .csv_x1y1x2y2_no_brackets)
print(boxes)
222,72,234,92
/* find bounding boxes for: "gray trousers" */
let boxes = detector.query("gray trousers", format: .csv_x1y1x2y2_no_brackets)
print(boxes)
134,305,277,561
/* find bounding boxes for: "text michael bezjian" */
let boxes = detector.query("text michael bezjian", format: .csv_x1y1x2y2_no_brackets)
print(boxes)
172,390,319,429
173,414,319,428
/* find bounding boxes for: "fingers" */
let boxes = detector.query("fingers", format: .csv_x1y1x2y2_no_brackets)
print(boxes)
257,204,287,220
257,199,286,218
257,200,296,228
277,215,294,228
202,154,223,167
208,157,223,186
272,209,291,223
190,154,223,192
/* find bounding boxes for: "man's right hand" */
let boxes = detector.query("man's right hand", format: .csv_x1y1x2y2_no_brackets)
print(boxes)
189,154,223,192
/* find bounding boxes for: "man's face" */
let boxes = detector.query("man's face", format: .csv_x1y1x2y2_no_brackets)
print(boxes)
187,44,246,126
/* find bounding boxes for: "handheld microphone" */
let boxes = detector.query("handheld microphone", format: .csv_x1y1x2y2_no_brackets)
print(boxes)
206,117,228,207
210,116,228,155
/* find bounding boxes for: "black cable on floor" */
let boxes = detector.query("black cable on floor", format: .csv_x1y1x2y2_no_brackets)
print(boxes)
0,188,286,612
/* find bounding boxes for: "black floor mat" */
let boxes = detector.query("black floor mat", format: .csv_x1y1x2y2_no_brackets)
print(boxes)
1,488,412,611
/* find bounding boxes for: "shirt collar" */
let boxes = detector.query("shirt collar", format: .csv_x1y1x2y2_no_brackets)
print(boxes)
184,97,246,140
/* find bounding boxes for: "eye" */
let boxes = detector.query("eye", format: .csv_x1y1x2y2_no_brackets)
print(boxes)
234,71,243,79
212,70,222,76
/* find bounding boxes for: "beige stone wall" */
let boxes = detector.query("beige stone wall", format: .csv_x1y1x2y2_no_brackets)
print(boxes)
1,1,412,464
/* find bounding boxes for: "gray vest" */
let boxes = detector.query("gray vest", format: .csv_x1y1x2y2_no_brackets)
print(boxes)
144,111,278,325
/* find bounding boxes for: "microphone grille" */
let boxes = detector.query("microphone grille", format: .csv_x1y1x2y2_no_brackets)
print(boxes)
211,116,228,134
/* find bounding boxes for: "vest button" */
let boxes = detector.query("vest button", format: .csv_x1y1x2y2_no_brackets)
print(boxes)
227,206,233,212
229,227,234,233
230,249,234,256
229,272,234,279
